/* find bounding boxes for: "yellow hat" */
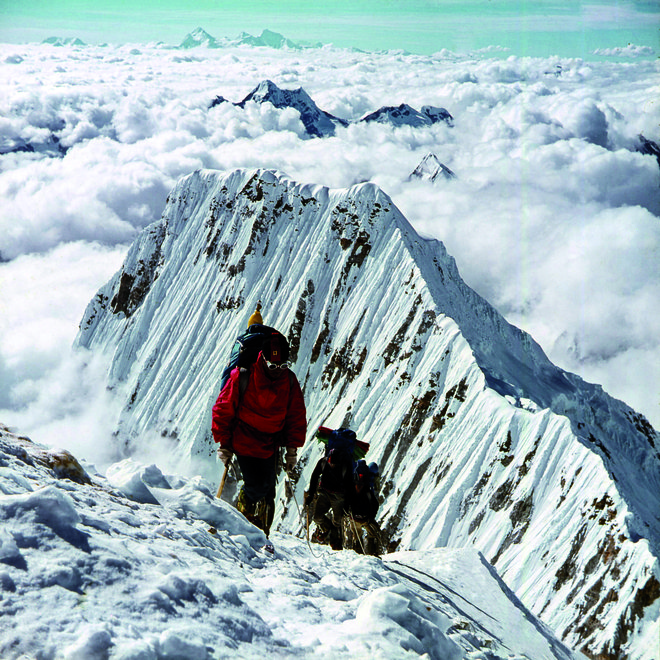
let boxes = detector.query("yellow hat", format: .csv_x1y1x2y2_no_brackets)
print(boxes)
247,302,263,328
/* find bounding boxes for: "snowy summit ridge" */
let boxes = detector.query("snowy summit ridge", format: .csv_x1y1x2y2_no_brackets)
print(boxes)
76,168,659,659
0,424,583,659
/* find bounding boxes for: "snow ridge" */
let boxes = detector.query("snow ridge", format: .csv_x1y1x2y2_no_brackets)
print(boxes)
0,424,586,659
75,168,659,659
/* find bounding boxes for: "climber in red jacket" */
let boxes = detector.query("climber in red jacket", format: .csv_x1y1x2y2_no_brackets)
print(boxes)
212,315,306,536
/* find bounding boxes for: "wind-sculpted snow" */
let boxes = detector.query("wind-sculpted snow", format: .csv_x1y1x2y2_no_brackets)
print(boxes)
75,168,659,659
0,424,585,660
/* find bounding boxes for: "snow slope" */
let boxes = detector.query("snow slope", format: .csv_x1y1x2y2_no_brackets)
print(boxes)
0,424,585,660
74,168,659,659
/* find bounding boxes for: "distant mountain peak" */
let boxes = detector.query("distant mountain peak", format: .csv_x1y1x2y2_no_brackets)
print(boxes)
637,133,660,167
234,80,348,137
210,80,455,138
42,36,86,47
409,152,456,182
421,105,454,126
236,29,300,49
360,103,453,128
179,27,221,49
178,28,313,51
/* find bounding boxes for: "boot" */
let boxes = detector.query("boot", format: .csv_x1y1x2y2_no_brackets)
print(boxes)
236,488,260,527
311,527,328,544
255,497,275,537
365,536,381,557
311,517,332,545
328,524,343,551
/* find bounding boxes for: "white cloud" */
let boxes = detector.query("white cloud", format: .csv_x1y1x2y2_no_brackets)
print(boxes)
0,41,658,433
0,242,127,464
592,44,655,58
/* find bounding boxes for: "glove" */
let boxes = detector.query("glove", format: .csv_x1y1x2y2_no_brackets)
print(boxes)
284,446,298,474
303,490,312,508
217,447,234,466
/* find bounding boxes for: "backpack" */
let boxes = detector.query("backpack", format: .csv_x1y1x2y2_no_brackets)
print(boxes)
350,460,380,523
219,323,290,393
354,460,379,488
316,426,369,460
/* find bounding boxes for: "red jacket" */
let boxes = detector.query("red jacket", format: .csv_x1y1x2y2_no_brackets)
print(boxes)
211,356,307,459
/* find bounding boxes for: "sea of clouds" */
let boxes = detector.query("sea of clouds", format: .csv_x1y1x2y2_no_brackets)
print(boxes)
0,40,658,464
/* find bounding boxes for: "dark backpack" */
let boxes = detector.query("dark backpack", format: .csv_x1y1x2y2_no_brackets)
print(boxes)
327,428,357,458
351,460,380,522
316,426,369,460
354,460,379,488
219,323,290,393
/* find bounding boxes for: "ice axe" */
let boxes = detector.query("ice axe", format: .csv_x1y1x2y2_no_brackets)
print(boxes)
216,460,231,498
208,460,232,536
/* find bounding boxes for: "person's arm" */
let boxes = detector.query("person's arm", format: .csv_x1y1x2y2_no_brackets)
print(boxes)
305,458,324,505
211,368,240,449
283,374,307,449
367,490,379,520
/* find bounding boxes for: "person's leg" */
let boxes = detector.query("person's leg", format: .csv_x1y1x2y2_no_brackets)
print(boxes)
312,491,331,527
364,521,383,556
341,514,354,551
310,491,334,543
236,453,277,534
236,454,276,503
327,493,345,550
328,493,345,527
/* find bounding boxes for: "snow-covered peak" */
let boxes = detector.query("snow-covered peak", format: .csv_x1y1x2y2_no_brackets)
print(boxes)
359,103,454,128
236,80,348,137
637,134,660,167
41,36,86,47
235,29,301,49
178,28,313,51
410,153,456,182
211,82,455,137
0,424,588,659
75,168,659,659
421,105,455,127
179,27,222,49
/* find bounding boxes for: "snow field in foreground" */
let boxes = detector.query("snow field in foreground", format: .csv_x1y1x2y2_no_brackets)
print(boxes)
0,426,583,659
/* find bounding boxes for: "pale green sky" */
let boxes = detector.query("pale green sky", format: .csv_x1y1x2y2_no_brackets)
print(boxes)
0,0,657,57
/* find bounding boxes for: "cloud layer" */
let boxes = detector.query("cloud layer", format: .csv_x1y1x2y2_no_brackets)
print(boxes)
1,41,658,453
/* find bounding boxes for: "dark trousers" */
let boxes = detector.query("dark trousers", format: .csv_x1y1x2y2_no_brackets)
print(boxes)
313,491,345,530
343,518,383,556
311,490,345,549
236,453,277,506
